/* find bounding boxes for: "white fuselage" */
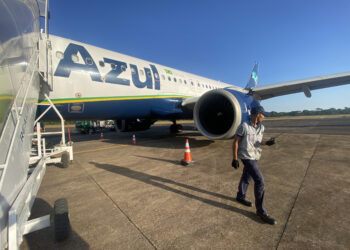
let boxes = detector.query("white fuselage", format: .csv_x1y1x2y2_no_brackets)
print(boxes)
45,35,244,117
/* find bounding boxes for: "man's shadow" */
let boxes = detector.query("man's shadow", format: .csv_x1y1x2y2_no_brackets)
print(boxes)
90,162,263,223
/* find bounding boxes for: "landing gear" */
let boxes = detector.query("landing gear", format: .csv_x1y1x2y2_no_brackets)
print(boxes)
170,121,183,134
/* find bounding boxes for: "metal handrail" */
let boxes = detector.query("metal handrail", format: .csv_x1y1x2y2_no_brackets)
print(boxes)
0,52,39,169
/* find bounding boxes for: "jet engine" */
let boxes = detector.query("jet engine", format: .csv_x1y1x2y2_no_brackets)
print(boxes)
193,89,243,139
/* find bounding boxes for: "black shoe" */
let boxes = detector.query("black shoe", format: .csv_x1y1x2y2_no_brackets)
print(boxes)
236,197,252,207
257,212,277,225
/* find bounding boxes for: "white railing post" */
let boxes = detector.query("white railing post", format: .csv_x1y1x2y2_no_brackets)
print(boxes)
43,94,66,145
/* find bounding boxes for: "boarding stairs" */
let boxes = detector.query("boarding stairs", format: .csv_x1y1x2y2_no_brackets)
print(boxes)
0,1,72,248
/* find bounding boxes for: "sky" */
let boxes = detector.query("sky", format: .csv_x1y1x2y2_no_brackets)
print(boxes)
48,0,350,112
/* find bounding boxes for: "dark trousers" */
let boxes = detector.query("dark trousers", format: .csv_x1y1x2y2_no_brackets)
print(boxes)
236,159,267,215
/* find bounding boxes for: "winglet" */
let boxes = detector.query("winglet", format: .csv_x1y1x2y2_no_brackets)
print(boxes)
245,62,259,90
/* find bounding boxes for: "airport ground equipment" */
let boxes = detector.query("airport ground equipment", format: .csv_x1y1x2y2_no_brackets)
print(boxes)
0,0,71,248
32,94,73,166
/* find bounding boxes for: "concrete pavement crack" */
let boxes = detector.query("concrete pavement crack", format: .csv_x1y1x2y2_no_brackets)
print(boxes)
276,134,321,250
78,162,157,250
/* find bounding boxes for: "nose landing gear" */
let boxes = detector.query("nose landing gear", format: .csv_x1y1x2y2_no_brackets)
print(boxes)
170,120,183,134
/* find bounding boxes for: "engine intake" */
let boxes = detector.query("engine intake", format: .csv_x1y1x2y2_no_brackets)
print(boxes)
194,89,242,139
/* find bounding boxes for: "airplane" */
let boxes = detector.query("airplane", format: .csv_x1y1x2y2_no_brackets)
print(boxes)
39,35,350,139
1,0,350,248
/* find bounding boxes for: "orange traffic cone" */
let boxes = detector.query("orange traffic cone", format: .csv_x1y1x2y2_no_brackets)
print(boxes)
100,132,104,140
181,139,194,166
132,134,136,145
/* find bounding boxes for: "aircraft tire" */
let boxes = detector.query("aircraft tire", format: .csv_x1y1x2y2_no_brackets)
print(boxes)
54,198,70,241
170,124,178,134
60,153,70,168
176,124,183,131
170,124,183,134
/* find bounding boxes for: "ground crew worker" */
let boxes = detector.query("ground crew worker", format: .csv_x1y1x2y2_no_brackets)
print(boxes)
232,106,277,225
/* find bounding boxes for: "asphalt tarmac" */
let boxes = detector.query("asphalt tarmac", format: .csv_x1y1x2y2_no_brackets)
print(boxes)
22,116,350,249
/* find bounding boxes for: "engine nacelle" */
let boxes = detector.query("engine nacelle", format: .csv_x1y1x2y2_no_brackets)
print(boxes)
116,119,154,132
194,89,247,139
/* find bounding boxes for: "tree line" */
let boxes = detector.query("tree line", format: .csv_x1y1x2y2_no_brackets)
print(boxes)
269,107,350,117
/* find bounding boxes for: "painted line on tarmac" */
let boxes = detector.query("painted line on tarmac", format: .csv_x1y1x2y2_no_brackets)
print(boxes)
74,139,158,155
74,144,128,154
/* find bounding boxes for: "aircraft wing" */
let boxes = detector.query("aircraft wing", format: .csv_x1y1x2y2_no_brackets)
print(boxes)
181,96,199,109
252,72,350,100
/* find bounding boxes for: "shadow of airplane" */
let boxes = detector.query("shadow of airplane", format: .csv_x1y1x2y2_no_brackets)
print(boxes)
90,162,263,224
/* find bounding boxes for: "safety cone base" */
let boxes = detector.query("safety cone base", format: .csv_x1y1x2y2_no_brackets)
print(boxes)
181,159,194,166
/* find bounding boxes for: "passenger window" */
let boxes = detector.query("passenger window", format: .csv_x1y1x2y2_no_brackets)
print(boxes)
147,70,152,77
168,76,171,81
111,63,116,70
121,65,126,71
198,83,200,87
191,81,194,86
99,61,105,67
56,51,64,59
86,57,93,65
184,80,187,84
174,77,177,82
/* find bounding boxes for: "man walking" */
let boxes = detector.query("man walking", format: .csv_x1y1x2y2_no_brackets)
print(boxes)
232,106,276,225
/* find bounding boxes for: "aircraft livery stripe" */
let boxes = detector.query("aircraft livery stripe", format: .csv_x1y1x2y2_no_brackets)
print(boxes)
0,95,14,100
39,95,193,104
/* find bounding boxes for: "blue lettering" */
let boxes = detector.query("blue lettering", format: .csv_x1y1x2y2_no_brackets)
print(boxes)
54,43,102,82
130,64,152,89
103,58,130,86
150,64,160,90
54,43,162,90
